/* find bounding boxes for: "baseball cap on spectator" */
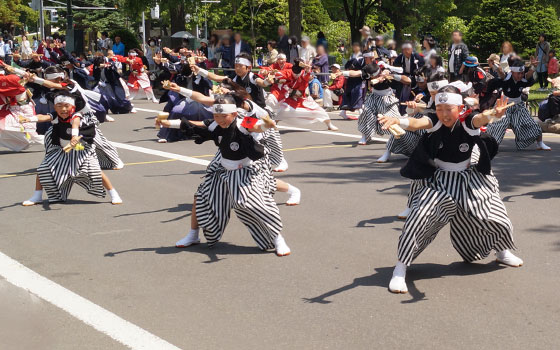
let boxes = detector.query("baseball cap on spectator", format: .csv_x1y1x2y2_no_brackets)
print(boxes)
375,35,384,42
331,64,341,70
301,36,310,43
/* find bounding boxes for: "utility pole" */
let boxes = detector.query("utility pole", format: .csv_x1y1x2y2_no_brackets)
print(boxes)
39,0,45,40
66,0,74,52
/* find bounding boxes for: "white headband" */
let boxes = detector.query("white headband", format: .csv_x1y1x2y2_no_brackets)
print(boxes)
46,72,66,80
402,43,412,49
510,66,524,72
129,52,137,56
212,104,238,114
428,80,449,92
435,92,463,106
449,80,473,93
54,95,76,106
235,57,252,66
362,52,375,58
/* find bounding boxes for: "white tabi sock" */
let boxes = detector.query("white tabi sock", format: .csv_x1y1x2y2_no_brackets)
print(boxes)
286,184,301,206
537,141,551,150
274,234,291,256
175,228,200,248
325,120,338,131
376,149,391,163
273,158,289,172
108,188,122,205
389,261,408,293
397,207,411,219
23,190,43,206
496,249,523,267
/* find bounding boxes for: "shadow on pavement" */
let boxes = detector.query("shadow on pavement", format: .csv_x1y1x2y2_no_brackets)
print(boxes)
303,262,505,304
114,203,192,223
104,241,269,263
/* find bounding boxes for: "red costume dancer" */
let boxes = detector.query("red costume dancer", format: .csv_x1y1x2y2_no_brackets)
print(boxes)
272,59,338,130
115,50,157,103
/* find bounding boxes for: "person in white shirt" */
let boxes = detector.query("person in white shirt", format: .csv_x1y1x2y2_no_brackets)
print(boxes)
21,35,32,59
299,36,316,62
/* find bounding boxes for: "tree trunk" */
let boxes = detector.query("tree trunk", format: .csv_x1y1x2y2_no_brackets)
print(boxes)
288,0,302,41
170,2,186,47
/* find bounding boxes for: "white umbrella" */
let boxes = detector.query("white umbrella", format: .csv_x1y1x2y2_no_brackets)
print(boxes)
171,31,195,39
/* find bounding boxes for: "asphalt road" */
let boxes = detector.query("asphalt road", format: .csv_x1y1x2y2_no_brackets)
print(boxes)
1,100,559,350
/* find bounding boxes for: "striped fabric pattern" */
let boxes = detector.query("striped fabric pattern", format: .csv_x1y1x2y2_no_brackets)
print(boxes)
485,103,542,149
358,94,400,140
85,111,122,169
398,168,515,265
260,129,284,168
195,152,282,250
37,114,106,202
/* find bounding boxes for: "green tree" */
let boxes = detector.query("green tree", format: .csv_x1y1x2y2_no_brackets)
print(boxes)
232,0,289,46
0,0,39,33
467,0,560,59
431,16,468,55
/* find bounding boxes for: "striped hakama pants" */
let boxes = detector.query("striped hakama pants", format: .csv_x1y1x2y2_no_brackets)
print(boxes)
195,153,282,250
37,127,106,202
387,113,425,157
87,112,122,169
358,94,400,140
485,103,541,150
260,129,284,168
398,168,516,265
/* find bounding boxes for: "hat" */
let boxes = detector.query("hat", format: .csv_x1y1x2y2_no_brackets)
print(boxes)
375,35,384,41
200,39,208,44
463,56,479,67
487,53,499,62
301,36,310,42
331,63,341,70
359,26,371,34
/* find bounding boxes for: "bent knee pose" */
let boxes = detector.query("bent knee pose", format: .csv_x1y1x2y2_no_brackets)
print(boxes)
379,86,522,294
22,91,122,206
486,59,550,150
161,94,291,256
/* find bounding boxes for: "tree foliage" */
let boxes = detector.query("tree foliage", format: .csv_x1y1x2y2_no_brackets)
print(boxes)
0,0,39,33
467,0,560,59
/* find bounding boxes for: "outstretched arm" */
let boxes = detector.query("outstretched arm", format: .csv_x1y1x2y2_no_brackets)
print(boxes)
163,81,215,106
378,114,433,131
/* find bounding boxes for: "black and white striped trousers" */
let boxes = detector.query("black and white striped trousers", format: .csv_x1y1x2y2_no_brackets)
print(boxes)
405,145,481,209
260,129,284,168
195,153,282,250
93,129,122,169
398,168,516,265
485,103,542,149
358,94,400,140
38,129,106,202
386,113,425,156
85,111,122,169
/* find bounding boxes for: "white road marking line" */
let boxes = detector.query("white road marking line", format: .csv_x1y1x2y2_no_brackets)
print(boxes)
133,107,161,113
111,142,210,166
0,251,182,350
130,107,387,142
276,125,387,142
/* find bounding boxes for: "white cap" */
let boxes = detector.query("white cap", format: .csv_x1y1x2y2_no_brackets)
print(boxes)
331,64,341,70
301,36,310,42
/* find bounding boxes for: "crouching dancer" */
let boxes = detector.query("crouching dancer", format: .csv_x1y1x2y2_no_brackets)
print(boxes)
21,91,122,206
164,94,291,256
379,86,522,294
